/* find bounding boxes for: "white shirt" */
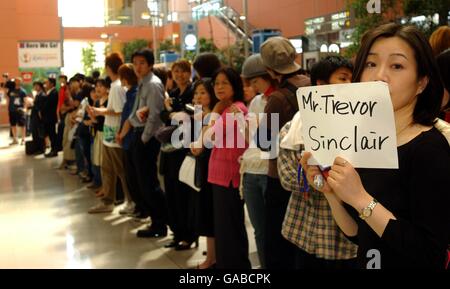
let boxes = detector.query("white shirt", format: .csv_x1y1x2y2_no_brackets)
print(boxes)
103,79,126,148
240,94,269,175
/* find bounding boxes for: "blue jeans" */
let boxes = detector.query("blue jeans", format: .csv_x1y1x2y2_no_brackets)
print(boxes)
91,165,102,186
242,173,267,268
90,141,102,187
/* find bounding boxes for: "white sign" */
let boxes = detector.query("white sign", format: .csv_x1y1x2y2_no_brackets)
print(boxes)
18,41,62,68
296,82,398,169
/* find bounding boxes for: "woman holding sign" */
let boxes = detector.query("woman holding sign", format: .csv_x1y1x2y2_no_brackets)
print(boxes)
301,23,450,269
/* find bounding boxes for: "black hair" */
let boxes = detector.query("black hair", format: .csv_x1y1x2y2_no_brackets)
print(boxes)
193,53,222,78
353,23,444,126
153,67,168,87
69,75,82,84
211,67,244,102
33,81,44,90
310,56,353,85
92,70,100,79
96,78,111,89
193,79,219,110
80,83,95,99
48,77,56,87
74,73,86,81
5,80,15,92
131,48,155,66
84,77,95,85
58,75,68,81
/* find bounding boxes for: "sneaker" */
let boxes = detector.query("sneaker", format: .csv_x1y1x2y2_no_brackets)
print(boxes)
87,203,114,214
119,202,135,215
45,151,58,158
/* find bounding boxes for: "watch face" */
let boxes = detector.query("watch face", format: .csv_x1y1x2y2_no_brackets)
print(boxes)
362,208,371,217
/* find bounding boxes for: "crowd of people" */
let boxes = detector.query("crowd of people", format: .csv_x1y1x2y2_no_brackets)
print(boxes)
3,23,450,270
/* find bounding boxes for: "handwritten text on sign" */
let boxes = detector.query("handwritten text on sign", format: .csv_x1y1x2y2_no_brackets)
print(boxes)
296,82,398,169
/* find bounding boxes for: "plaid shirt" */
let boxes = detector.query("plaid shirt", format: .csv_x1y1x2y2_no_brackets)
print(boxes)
278,121,357,260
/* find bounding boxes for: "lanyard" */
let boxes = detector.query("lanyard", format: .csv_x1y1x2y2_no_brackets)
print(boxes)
297,164,310,194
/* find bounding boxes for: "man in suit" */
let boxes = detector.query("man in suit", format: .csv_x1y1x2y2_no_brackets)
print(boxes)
42,77,59,157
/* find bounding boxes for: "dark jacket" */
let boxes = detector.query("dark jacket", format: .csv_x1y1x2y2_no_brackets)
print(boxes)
261,74,311,178
41,88,59,124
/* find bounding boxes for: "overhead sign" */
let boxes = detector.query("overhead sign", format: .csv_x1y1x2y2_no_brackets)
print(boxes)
181,23,198,52
296,82,398,169
18,41,62,68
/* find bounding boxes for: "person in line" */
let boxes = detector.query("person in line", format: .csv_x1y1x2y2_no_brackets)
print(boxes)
259,36,311,269
202,67,251,269
278,55,357,269
122,48,168,237
88,53,131,214
42,77,59,157
30,81,46,154
190,79,219,268
238,53,278,268
115,63,138,215
190,52,222,269
301,23,450,269
159,60,198,250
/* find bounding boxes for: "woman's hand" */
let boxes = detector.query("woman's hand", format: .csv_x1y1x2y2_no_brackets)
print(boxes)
86,106,96,119
327,156,371,209
115,132,123,145
212,100,232,115
190,142,204,156
228,104,243,114
299,152,334,194
164,98,173,111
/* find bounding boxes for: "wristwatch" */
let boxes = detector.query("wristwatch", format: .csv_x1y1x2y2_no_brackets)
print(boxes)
359,199,378,220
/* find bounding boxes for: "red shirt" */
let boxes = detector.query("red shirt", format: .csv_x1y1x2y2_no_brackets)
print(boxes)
57,86,67,111
208,101,248,188
264,86,276,97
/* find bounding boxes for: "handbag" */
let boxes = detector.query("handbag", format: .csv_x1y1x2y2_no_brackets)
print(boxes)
194,156,202,189
155,125,177,144
179,154,201,192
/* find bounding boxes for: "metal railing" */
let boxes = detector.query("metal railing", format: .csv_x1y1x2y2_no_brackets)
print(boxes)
216,6,254,46
190,1,255,46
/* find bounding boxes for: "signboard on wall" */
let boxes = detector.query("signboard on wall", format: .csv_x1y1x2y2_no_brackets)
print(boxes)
18,41,62,68
18,68,60,94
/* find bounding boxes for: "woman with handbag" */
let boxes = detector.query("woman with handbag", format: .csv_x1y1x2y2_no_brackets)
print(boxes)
158,59,197,250
189,79,218,269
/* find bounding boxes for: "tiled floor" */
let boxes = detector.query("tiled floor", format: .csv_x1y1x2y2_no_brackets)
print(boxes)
0,129,260,269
